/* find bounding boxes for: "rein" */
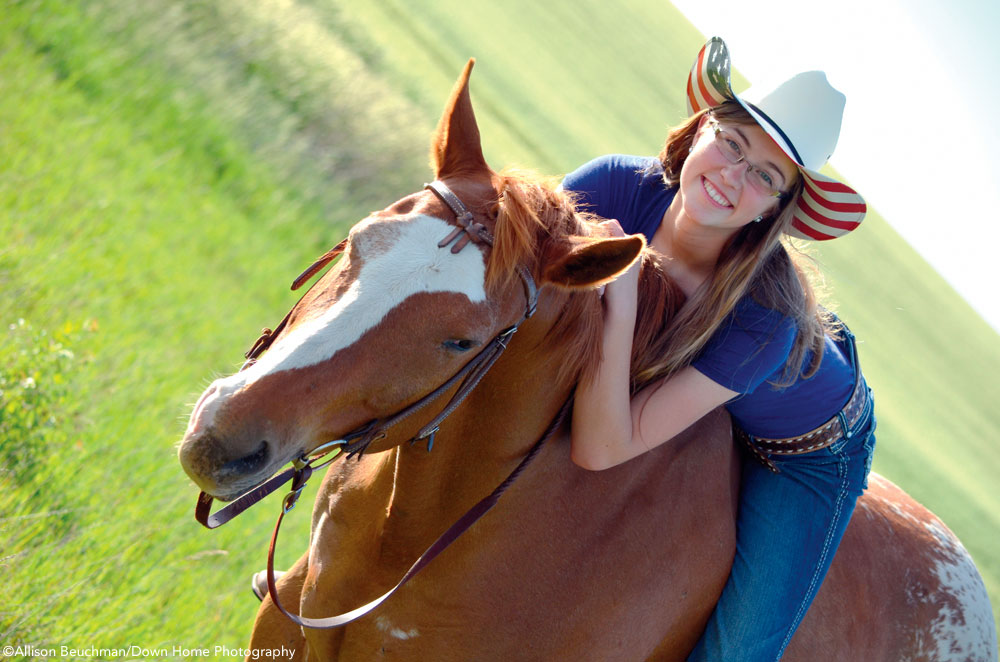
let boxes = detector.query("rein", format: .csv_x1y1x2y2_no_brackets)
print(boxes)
194,181,565,629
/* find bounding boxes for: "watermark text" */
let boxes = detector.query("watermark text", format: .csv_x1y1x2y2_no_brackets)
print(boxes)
3,643,296,659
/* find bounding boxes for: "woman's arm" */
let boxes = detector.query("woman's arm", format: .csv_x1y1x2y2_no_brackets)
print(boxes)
570,237,641,469
572,365,737,470
570,225,738,471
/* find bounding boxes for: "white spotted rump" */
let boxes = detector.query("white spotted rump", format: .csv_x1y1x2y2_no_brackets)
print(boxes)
922,520,998,661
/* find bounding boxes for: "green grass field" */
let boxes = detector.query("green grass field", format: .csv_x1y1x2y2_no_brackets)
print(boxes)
2,0,997,658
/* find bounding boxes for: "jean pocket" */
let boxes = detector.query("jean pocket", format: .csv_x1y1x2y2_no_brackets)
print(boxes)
827,434,851,454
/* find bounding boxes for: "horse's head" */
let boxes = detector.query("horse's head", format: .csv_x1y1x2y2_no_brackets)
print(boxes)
178,60,645,500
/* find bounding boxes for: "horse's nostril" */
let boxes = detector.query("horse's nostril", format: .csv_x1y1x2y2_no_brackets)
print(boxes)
220,441,269,476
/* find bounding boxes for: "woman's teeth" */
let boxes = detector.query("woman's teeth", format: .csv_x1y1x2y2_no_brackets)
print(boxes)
703,178,732,207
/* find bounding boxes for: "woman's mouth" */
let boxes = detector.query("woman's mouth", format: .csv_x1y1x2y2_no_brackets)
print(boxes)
702,177,733,208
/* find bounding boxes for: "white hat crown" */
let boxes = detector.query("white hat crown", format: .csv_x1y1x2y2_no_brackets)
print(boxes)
740,71,846,171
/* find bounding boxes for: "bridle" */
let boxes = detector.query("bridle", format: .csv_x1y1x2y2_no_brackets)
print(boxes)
193,180,570,628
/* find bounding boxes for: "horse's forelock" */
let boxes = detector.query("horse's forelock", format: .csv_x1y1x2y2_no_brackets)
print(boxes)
487,170,557,294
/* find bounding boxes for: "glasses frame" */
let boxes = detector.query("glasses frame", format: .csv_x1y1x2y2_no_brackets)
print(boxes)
706,116,788,200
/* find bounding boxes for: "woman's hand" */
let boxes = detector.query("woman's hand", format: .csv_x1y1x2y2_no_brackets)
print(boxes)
598,218,627,238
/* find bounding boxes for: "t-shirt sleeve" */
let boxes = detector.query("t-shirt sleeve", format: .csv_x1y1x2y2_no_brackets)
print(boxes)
561,155,643,235
691,301,798,394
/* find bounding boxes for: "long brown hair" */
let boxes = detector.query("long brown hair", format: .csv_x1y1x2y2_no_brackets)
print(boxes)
634,102,838,390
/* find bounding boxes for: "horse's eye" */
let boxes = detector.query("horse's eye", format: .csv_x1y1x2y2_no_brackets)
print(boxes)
443,338,477,352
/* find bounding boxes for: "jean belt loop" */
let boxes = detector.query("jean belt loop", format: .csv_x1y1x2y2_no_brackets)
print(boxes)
838,410,852,440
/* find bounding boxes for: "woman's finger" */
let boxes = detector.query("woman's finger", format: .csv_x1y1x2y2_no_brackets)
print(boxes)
598,219,626,237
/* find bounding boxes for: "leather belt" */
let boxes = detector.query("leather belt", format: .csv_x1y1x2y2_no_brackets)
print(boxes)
736,375,868,473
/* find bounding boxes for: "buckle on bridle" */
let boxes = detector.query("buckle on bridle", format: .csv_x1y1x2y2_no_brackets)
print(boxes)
283,438,348,513
412,426,439,452
282,485,305,513
292,438,346,471
497,325,518,348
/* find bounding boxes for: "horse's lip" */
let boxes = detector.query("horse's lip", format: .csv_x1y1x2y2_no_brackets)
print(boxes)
208,473,275,503
210,489,243,503
209,454,296,502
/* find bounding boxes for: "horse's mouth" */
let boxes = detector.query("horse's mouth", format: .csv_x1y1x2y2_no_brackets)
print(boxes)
180,434,294,501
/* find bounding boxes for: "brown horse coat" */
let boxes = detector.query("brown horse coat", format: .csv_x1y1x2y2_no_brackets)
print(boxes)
180,61,997,662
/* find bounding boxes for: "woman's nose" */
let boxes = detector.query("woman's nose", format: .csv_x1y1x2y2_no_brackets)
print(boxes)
719,161,746,189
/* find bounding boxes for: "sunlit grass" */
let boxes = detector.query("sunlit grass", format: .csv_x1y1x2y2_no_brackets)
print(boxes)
0,4,358,654
2,0,997,656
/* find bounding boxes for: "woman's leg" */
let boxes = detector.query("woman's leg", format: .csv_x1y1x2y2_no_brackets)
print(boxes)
688,418,875,662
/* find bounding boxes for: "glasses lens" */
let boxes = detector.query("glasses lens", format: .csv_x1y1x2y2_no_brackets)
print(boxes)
714,128,743,164
714,123,781,197
748,168,780,197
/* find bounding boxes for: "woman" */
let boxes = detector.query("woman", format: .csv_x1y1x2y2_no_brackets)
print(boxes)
563,38,875,661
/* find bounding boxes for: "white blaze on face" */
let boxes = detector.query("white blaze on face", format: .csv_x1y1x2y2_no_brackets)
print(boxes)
248,213,487,379
186,214,486,436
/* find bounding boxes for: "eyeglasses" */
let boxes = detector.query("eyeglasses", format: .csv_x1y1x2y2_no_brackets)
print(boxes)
708,118,787,199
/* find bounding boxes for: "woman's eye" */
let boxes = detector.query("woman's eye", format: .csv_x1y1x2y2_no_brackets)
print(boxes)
726,138,743,156
443,339,477,352
756,169,774,187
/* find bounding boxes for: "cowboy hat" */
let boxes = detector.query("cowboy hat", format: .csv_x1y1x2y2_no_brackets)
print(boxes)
687,37,866,240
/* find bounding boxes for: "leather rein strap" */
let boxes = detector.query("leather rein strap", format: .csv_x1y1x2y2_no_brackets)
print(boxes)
267,399,571,629
194,181,562,629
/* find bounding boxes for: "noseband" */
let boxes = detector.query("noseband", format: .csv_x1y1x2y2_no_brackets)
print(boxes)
193,181,569,629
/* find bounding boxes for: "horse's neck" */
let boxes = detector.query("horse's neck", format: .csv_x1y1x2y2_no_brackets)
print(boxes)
303,280,740,650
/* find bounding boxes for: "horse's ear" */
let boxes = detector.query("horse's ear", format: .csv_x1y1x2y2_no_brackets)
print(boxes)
541,235,645,289
431,59,490,179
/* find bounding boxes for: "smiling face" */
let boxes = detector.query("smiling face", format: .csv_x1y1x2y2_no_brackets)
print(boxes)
677,114,799,234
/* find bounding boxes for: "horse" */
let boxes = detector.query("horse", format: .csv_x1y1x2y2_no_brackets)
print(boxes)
179,60,998,661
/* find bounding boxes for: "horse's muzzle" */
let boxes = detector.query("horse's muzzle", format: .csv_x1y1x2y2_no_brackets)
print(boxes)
178,431,272,500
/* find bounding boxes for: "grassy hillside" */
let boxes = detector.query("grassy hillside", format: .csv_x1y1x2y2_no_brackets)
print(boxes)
1,0,424,652
1,0,996,656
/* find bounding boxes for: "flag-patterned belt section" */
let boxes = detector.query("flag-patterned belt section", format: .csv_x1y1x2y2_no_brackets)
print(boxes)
735,376,868,473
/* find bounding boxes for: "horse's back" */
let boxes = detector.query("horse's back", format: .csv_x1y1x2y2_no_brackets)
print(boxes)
435,407,741,661
787,473,998,661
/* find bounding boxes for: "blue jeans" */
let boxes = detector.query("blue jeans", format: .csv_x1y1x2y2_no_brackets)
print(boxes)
688,376,876,659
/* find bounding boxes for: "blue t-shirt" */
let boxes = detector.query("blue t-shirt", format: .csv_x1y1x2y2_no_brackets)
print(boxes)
562,154,856,438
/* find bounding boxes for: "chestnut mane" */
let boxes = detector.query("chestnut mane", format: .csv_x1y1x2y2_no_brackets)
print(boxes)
484,166,685,390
